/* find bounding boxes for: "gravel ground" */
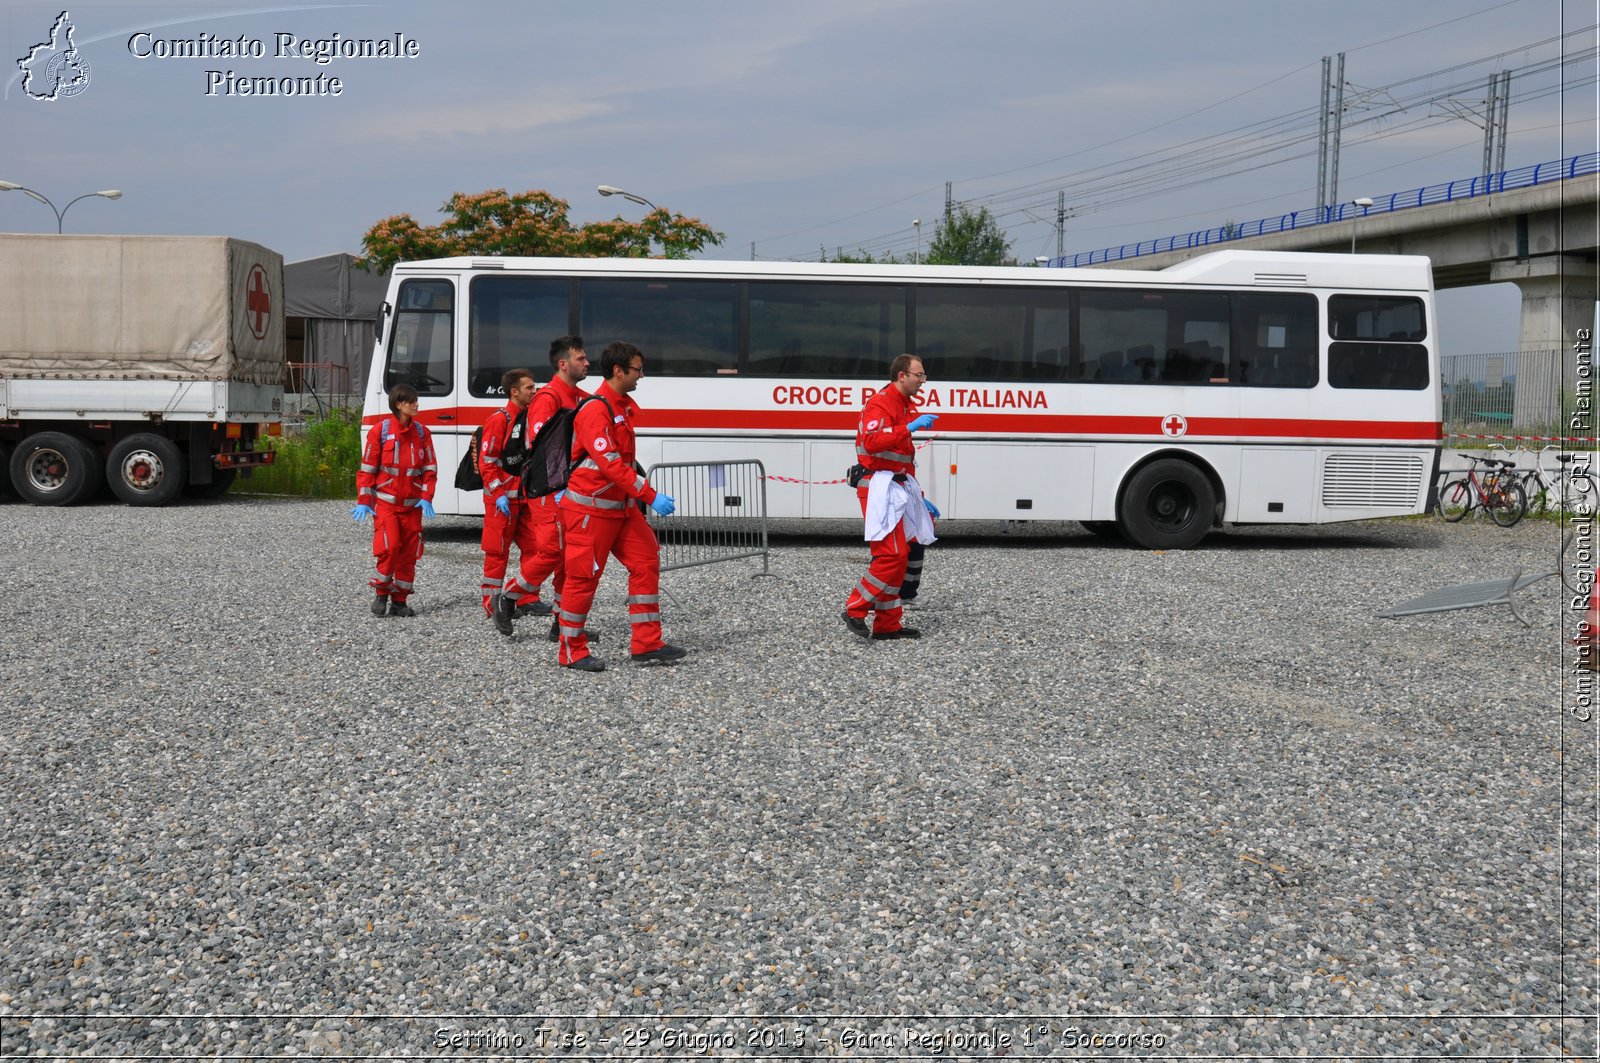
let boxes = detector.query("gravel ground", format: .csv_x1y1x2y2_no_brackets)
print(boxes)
0,496,1594,1060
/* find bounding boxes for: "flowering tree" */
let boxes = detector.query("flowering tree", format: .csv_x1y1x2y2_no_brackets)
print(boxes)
360,189,723,271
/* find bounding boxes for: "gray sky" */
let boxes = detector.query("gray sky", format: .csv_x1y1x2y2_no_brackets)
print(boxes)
3,0,1596,354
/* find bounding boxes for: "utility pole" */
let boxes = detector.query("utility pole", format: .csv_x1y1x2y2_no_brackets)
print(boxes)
1056,191,1066,260
1316,53,1346,221
1482,70,1511,179
944,182,952,219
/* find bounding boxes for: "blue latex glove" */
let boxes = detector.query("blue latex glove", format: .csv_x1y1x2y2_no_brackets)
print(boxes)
908,413,938,433
419,500,436,519
351,504,374,522
649,493,676,517
555,490,565,504
495,496,511,517
923,498,940,519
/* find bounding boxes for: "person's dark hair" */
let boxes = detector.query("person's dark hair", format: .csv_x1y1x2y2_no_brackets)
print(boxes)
501,368,533,393
388,383,419,414
889,354,922,382
600,341,643,380
549,335,585,370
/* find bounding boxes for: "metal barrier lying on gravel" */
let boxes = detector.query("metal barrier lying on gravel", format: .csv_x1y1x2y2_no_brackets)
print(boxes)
644,459,771,576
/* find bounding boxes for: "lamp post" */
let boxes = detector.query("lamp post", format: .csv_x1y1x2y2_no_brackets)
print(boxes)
597,185,660,213
1349,196,1373,254
0,181,122,233
913,218,922,265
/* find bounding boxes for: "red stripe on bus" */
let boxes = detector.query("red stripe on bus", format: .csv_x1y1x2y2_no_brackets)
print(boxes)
379,408,1442,441
642,409,1443,440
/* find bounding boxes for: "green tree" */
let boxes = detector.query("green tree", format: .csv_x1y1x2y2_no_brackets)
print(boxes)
360,188,723,272
824,246,901,264
924,205,1012,266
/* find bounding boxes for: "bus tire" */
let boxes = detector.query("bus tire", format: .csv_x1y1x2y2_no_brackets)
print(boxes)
107,433,188,506
10,432,103,506
1078,520,1125,541
183,467,236,499
1118,458,1216,550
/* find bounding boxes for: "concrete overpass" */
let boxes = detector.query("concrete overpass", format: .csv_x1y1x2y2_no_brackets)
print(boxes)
1091,174,1599,351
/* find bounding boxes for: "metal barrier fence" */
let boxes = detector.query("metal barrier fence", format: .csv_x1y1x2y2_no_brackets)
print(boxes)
644,459,771,576
1050,151,1600,268
1441,349,1592,442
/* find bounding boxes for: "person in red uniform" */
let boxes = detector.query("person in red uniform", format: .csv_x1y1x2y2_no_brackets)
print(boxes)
477,367,549,622
493,336,593,641
353,384,438,616
843,354,939,640
556,341,686,672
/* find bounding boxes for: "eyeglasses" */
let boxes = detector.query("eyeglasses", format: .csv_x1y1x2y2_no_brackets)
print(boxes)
623,364,645,375
907,371,927,379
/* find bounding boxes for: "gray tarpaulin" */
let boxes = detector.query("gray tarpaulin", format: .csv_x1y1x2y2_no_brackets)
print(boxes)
283,252,390,397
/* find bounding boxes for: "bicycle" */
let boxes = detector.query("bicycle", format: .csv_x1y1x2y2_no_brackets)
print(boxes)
1518,444,1598,517
1436,454,1527,526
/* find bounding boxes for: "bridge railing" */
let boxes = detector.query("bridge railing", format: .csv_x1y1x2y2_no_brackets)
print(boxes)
1051,151,1600,269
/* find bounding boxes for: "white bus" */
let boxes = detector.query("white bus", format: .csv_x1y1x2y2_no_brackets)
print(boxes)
362,250,1442,549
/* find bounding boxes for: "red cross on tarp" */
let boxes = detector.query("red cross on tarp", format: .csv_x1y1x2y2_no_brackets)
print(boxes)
246,264,271,340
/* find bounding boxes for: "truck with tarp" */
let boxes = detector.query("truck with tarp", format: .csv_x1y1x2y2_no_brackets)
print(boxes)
0,234,283,505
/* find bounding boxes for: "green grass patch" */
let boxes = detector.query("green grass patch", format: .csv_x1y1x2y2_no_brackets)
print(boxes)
236,412,362,498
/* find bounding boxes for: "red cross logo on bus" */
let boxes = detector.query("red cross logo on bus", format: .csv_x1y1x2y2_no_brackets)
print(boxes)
1161,414,1188,437
246,264,271,340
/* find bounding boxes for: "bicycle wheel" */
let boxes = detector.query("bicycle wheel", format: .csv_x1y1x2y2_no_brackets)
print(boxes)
1437,477,1473,521
1522,473,1550,516
1488,479,1526,527
1563,473,1598,516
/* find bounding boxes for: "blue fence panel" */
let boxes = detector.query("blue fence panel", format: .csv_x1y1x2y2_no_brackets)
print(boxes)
1047,151,1599,269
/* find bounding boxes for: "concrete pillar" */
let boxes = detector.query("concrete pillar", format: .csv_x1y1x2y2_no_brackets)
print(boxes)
1488,257,1597,431
1489,256,1598,350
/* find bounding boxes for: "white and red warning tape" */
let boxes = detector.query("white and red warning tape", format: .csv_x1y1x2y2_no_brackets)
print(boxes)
1448,433,1599,444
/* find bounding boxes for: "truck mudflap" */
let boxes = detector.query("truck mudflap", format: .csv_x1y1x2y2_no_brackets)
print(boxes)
215,450,276,469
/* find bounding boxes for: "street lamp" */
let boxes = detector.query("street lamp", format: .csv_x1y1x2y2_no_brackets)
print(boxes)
597,185,660,212
913,218,922,265
0,181,122,233
1349,196,1373,254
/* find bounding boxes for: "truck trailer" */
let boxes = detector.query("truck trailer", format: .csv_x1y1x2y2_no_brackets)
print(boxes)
0,234,284,506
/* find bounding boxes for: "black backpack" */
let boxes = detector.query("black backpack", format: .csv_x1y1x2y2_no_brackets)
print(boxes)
453,425,485,491
520,394,609,498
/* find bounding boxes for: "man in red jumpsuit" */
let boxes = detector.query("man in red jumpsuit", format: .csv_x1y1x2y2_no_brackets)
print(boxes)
353,384,438,616
477,367,548,623
843,354,938,640
556,341,686,672
493,337,593,641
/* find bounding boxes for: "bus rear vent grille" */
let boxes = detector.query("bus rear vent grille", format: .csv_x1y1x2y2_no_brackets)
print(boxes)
1321,452,1426,508
1255,272,1309,286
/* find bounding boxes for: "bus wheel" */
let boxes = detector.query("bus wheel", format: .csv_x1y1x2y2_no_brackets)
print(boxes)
1078,520,1125,541
11,432,102,506
1119,458,1216,550
107,433,187,506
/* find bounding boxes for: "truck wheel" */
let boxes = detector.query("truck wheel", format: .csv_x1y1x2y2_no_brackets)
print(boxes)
11,432,103,506
106,433,188,506
1118,458,1216,550
183,467,236,499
